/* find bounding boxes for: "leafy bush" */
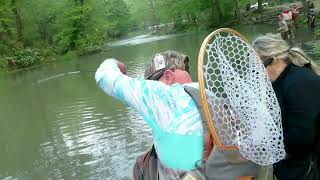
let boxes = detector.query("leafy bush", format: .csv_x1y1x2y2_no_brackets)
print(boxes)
1,48,55,69
0,57,7,69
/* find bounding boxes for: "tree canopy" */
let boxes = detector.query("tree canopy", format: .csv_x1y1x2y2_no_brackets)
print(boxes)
0,0,271,69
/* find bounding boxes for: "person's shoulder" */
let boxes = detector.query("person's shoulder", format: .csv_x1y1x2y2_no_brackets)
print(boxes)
183,82,199,89
289,65,318,78
287,65,320,87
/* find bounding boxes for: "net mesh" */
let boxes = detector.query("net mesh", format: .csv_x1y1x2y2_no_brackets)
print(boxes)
203,31,285,165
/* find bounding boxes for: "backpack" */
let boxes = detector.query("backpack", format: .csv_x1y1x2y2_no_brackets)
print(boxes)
184,86,263,180
132,145,158,180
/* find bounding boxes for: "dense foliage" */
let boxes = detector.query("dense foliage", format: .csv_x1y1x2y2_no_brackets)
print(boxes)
0,48,55,69
0,0,131,70
0,0,279,70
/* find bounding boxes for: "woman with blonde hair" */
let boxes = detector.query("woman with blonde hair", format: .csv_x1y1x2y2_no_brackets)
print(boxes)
252,34,320,180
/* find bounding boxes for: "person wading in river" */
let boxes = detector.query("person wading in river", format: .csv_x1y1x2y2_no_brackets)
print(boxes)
277,14,291,40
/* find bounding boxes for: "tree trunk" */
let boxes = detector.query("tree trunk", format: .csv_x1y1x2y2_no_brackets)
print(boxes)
148,0,158,25
0,20,12,38
11,0,24,45
258,0,263,12
213,0,223,24
69,0,84,50
233,0,240,18
79,0,84,6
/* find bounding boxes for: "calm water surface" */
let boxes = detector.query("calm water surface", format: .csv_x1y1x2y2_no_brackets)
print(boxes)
0,24,317,179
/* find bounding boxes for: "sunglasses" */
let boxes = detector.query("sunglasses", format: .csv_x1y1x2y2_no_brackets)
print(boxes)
147,67,190,81
263,57,274,68
147,68,167,81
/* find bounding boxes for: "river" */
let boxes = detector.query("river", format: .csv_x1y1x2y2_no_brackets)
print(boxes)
0,24,317,179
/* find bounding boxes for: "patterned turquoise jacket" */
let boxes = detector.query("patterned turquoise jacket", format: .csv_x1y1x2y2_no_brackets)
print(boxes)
95,59,204,170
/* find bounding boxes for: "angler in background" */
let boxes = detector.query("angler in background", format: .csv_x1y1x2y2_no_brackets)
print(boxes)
277,14,291,40
306,0,317,28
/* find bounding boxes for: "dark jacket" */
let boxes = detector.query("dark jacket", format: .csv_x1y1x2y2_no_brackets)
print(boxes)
272,64,320,180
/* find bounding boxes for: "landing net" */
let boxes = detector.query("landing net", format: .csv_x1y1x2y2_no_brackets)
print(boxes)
198,28,285,165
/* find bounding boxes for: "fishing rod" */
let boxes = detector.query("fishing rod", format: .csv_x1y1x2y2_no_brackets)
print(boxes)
77,70,96,73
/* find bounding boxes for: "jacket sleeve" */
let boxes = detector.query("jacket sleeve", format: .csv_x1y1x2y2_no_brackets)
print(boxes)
95,59,171,131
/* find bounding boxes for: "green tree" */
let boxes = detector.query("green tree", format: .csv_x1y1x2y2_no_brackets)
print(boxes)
23,0,64,46
213,0,224,23
69,0,86,50
0,1,14,53
258,0,263,11
148,0,158,25
1,0,260,70
104,0,130,37
11,0,24,45
234,0,240,18
125,0,155,29
0,1,13,39
54,0,90,52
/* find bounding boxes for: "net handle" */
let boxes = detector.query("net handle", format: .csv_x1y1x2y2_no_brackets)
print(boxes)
197,28,250,146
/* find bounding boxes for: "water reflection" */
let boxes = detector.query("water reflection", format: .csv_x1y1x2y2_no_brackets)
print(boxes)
108,33,188,47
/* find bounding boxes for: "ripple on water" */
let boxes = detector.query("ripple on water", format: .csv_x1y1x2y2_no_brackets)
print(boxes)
41,95,152,179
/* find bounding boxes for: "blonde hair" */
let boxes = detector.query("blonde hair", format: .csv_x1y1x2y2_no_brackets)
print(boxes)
252,33,320,76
